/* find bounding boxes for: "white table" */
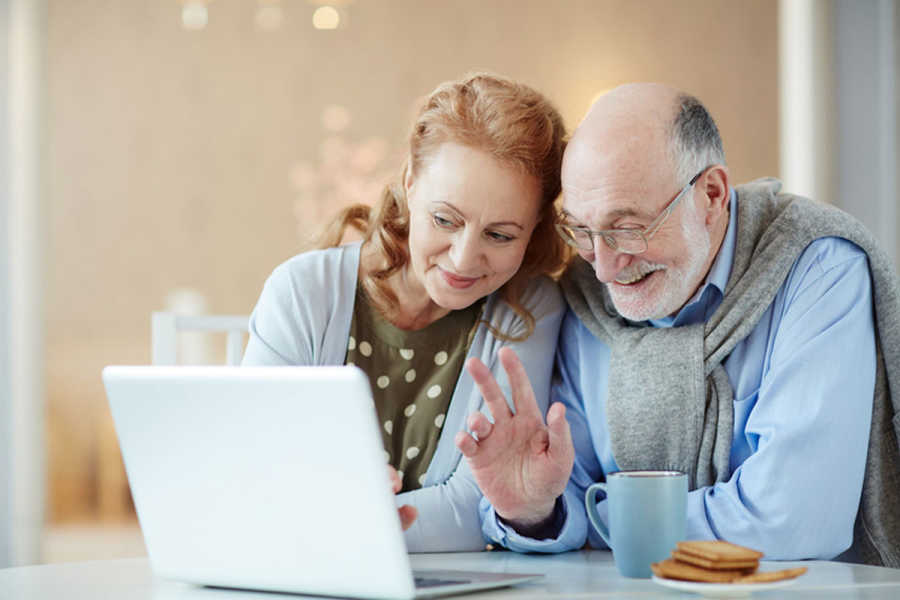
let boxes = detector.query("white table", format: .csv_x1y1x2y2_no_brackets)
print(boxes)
3,550,900,598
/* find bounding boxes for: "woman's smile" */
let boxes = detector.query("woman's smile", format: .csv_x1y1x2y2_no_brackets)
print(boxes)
438,266,482,289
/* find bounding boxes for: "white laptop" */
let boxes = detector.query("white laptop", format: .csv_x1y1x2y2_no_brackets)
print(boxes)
102,365,541,599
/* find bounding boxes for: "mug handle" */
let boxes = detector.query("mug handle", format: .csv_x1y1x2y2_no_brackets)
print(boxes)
585,482,611,547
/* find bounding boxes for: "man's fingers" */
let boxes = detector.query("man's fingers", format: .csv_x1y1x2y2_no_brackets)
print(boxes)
398,505,418,531
529,428,550,455
498,347,541,419
465,357,513,423
455,430,479,457
467,412,494,440
546,402,574,468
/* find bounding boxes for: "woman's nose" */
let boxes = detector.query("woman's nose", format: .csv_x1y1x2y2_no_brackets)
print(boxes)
448,230,483,273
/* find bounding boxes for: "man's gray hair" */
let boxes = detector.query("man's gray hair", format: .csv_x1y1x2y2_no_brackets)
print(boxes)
668,94,726,183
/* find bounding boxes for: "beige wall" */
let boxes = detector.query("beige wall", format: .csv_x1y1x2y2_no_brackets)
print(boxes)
44,0,779,522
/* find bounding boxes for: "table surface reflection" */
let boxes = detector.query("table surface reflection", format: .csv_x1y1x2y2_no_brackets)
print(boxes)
3,550,900,599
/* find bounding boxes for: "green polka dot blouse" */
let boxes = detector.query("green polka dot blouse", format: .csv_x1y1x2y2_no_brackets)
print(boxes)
345,287,483,492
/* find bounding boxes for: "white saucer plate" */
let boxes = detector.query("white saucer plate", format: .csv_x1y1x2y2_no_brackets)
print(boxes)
650,574,800,598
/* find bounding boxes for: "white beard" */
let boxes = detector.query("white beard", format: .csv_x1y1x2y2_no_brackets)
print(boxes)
606,210,712,321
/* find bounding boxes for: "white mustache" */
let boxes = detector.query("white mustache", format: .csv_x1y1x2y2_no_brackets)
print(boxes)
614,262,667,284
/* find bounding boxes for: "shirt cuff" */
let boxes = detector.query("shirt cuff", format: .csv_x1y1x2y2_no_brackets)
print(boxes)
483,494,581,553
497,496,566,540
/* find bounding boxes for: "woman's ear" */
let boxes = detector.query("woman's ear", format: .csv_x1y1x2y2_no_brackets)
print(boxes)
403,164,415,194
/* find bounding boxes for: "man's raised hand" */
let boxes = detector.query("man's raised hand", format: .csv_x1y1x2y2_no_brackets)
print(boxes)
454,347,574,531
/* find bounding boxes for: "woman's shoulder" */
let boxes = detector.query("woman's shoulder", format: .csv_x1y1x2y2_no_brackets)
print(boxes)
485,275,564,324
520,274,564,308
268,242,362,285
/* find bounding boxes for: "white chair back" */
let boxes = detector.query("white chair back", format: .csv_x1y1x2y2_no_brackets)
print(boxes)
151,312,249,366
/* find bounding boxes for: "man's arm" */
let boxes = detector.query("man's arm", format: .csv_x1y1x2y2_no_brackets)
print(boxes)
455,348,574,527
478,312,601,552
401,277,567,552
681,240,876,559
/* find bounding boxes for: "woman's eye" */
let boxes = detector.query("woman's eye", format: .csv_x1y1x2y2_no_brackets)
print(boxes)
432,214,455,228
486,231,514,243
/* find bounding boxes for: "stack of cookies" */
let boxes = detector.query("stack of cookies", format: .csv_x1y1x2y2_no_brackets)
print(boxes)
651,541,807,584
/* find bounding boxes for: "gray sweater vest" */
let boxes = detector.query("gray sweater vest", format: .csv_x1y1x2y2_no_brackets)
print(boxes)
561,178,900,567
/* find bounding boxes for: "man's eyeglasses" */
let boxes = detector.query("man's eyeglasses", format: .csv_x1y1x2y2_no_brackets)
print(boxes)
555,167,708,255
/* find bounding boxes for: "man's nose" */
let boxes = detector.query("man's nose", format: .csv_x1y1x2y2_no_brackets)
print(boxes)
583,244,633,283
449,230,483,273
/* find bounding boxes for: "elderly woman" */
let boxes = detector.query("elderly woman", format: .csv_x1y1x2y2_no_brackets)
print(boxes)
242,73,568,551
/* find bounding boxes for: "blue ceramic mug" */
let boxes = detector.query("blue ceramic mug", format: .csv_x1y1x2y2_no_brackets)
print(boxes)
585,470,687,578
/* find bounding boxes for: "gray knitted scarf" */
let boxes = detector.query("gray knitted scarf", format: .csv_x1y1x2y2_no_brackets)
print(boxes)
560,178,900,567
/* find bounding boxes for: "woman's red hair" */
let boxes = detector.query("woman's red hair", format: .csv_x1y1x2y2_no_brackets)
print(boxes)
317,73,569,340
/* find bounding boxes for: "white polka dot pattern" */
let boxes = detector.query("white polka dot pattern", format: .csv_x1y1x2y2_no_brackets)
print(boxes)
384,420,393,434
434,350,448,365
347,336,356,351
426,384,441,399
418,473,427,486
434,413,445,428
406,447,420,459
359,341,372,357
404,404,416,417
399,348,414,360
404,368,416,383
376,375,390,389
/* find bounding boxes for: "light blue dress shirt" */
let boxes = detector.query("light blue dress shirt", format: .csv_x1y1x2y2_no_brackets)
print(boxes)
481,190,877,559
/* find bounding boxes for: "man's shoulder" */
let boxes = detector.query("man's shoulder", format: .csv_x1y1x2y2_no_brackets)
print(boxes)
737,179,875,246
559,305,603,343
783,236,871,295
797,236,869,268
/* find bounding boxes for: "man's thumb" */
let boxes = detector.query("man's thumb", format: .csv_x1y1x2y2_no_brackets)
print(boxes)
546,402,573,464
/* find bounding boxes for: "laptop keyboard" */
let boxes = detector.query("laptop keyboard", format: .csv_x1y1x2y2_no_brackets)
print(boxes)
414,576,471,588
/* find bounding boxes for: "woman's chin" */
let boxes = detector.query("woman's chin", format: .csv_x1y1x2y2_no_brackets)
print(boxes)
428,284,489,311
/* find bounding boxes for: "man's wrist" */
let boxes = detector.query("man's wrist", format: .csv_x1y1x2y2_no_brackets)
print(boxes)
498,496,564,539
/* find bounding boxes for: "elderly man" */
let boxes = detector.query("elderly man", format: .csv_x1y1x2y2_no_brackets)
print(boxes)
455,83,900,566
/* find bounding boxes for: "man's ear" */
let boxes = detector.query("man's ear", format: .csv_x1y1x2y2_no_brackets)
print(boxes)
702,164,730,225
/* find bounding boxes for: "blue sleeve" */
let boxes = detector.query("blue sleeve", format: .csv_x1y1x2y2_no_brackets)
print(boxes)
480,310,597,552
402,278,565,552
685,240,876,559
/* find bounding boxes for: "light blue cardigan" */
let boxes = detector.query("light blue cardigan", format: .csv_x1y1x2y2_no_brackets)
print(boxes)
242,242,565,551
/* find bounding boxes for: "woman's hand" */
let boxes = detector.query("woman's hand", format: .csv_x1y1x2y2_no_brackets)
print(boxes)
389,465,418,531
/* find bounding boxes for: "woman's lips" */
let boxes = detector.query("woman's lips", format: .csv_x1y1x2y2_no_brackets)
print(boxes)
439,267,480,289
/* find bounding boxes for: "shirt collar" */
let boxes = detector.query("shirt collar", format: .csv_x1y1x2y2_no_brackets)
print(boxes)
648,188,737,328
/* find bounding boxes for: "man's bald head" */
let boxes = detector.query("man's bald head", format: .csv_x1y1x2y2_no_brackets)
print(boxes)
562,83,725,203
573,84,680,163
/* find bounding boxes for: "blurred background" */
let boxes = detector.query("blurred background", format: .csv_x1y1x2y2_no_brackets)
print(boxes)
1,0,897,566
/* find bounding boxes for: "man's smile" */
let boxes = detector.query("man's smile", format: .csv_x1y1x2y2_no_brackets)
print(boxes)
613,262,666,285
